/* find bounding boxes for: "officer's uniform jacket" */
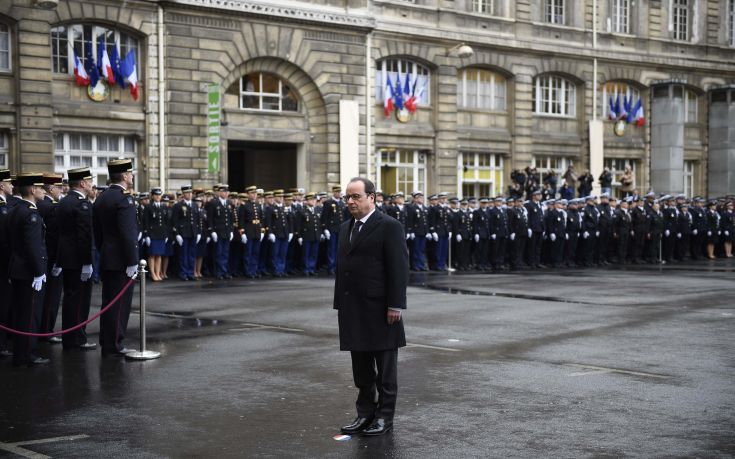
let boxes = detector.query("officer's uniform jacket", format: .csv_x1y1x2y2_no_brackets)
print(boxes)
92,184,139,270
545,208,566,238
297,205,321,242
386,204,407,234
266,204,292,239
632,205,650,236
509,206,529,236
613,208,632,237
406,203,428,236
428,204,450,237
8,199,48,280
677,211,693,235
37,195,60,268
239,200,264,241
56,190,94,269
171,200,199,239
321,197,346,233
205,197,233,239
524,201,545,233
453,209,473,239
582,204,600,233
472,207,489,238
489,206,509,238
143,202,171,240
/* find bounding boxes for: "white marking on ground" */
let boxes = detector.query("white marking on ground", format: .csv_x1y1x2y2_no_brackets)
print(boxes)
564,363,669,379
0,434,89,459
406,343,461,352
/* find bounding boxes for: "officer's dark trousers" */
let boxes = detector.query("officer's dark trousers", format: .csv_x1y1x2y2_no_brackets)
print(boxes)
550,237,564,266
596,229,611,263
632,233,646,262
302,240,319,274
616,235,629,263
426,239,437,270
475,239,488,268
457,239,471,269
676,235,690,260
179,237,196,279
436,235,448,270
326,231,339,272
491,237,506,269
10,279,44,365
663,234,676,261
351,349,398,422
243,239,261,277
411,236,427,270
565,235,579,266
0,273,13,351
61,269,92,349
690,234,705,259
271,237,289,275
100,270,135,355
510,236,526,268
214,238,230,277
40,268,63,334
646,234,662,262
528,232,543,266
228,239,242,276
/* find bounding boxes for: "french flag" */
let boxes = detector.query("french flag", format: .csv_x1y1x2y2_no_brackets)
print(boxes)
72,49,89,86
404,75,417,114
120,51,139,100
383,75,394,117
634,99,645,127
607,96,617,120
98,44,115,85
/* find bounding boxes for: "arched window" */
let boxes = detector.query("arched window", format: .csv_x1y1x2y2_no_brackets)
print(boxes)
533,75,576,117
600,81,641,119
50,24,138,75
0,23,10,72
239,73,299,112
375,58,430,106
457,68,507,111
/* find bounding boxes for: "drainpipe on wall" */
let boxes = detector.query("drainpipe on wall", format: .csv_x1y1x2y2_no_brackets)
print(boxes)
158,5,166,190
365,31,372,180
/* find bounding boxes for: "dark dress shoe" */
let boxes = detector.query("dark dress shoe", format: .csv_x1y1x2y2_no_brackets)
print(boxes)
361,418,392,436
340,416,374,435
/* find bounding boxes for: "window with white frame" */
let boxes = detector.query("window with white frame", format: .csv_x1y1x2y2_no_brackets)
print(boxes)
533,75,576,117
546,0,565,25
376,149,427,197
459,152,504,198
239,73,298,112
50,24,138,76
472,0,495,15
0,133,8,169
671,0,690,41
610,0,630,34
600,81,641,119
375,59,430,107
0,23,10,72
729,0,735,47
457,69,507,111
683,160,696,196
685,89,698,123
54,132,137,185
532,156,573,187
604,158,640,197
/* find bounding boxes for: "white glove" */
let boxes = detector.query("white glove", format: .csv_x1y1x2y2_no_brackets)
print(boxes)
32,274,46,292
550,233,557,242
80,264,93,282
718,231,721,236
707,231,712,237
268,233,276,243
206,237,211,244
565,233,569,240
456,234,462,242
164,237,168,244
527,229,532,238
631,231,635,237
583,231,589,239
693,229,698,235
298,237,303,246
176,235,184,246
406,233,411,240
211,232,218,243
196,234,201,244
448,232,453,239
51,265,62,277
288,233,293,243
677,233,682,239
410,233,415,240
145,237,151,247
241,234,248,244
324,229,331,240
510,233,516,241
126,265,138,279
595,231,600,237
432,232,439,241
474,234,480,243
665,230,670,237
229,232,234,242
491,234,496,240
425,233,433,241
138,232,142,241
725,231,730,236
260,232,265,242
320,234,325,241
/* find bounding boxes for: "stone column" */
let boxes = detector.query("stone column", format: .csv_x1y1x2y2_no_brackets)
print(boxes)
650,85,684,194
434,62,458,193
707,88,735,197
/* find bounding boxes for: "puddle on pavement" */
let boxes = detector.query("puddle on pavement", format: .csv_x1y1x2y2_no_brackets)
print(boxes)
146,311,224,329
415,284,598,305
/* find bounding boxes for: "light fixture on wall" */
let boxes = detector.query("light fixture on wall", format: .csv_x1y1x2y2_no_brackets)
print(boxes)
447,43,474,59
34,0,58,9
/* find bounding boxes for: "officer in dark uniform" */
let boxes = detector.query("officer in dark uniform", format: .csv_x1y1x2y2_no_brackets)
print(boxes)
92,159,139,356
265,190,293,277
142,188,168,281
406,191,429,271
205,184,234,279
426,194,439,270
565,199,582,267
613,198,632,264
428,193,450,271
489,196,509,271
472,198,490,270
8,173,49,366
525,190,545,268
37,173,64,342
580,195,600,267
57,167,97,350
690,197,707,260
386,192,408,237
631,196,650,263
296,192,321,275
453,198,473,270
0,169,16,356
646,200,664,263
661,195,677,263
545,199,566,268
508,197,528,270
171,185,200,281
239,185,265,279
675,201,693,261
321,186,346,274
596,193,614,265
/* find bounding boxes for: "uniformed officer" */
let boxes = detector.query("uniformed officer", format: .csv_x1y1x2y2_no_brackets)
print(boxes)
661,195,677,263
453,198,473,270
8,173,50,366
646,200,664,263
525,190,545,268
57,167,97,350
545,199,566,268
143,188,168,281
194,196,208,278
0,169,15,356
258,191,274,276
705,200,721,259
386,192,408,238
38,173,64,342
596,193,614,265
239,185,265,278
690,197,707,260
580,195,600,267
613,198,632,264
565,199,582,267
205,184,234,279
296,192,321,276
630,196,650,264
428,193,450,271
406,191,429,271
472,197,490,270
321,186,346,275
92,159,139,356
675,201,693,261
266,190,293,277
171,185,201,281
508,197,529,270
489,196,509,271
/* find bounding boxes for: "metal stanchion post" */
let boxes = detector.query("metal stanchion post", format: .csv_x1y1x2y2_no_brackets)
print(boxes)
127,259,161,361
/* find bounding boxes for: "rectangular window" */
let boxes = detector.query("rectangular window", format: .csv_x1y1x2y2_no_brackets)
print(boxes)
54,133,137,187
0,23,10,72
50,24,137,78
683,160,696,196
376,149,427,197
534,76,575,117
672,0,689,41
472,0,494,15
604,158,640,198
533,156,573,190
459,152,504,198
546,0,565,25
611,0,630,34
0,133,7,169
685,90,698,123
457,69,507,111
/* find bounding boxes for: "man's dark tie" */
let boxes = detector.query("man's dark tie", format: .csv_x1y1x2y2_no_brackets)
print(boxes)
350,220,363,243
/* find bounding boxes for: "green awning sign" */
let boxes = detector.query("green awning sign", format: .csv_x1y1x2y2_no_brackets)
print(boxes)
207,83,221,174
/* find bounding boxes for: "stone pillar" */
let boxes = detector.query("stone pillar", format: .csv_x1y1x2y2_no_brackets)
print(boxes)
434,62,459,193
650,85,684,194
707,88,735,197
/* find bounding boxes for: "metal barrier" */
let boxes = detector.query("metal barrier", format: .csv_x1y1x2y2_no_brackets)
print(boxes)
126,260,161,361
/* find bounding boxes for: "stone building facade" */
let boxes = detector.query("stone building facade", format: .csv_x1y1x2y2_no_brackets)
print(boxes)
1,0,734,197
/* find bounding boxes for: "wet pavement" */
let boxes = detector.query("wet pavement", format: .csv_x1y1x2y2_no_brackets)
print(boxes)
1,260,734,458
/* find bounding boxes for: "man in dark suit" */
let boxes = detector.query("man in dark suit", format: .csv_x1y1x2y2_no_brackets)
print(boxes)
93,159,139,356
335,177,409,437
57,167,97,350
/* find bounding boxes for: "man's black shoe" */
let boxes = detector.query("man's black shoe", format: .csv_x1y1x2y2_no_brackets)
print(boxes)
361,418,392,436
340,416,374,435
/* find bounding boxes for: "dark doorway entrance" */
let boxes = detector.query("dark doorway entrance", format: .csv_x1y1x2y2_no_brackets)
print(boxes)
227,141,297,192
